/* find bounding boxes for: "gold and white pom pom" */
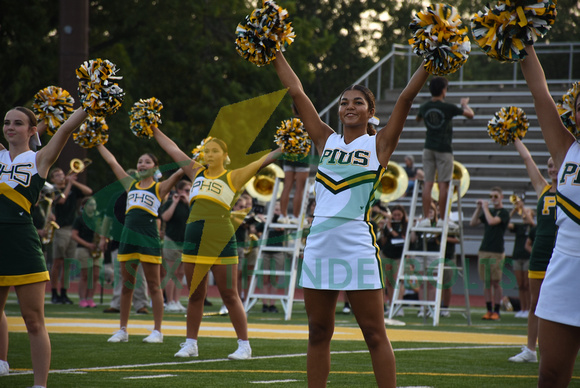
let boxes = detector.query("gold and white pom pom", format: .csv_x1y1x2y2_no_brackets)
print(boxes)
409,3,471,75
32,86,75,136
129,97,163,139
487,106,529,145
76,58,124,116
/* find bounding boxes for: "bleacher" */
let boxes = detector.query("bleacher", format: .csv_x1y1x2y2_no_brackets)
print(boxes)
377,84,572,254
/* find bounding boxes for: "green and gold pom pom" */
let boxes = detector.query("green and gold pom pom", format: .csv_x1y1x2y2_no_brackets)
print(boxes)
235,0,296,67
274,118,311,161
129,97,163,139
32,86,75,136
471,0,558,63
557,82,580,137
76,58,124,116
409,3,471,75
73,116,109,148
488,106,529,145
191,136,214,165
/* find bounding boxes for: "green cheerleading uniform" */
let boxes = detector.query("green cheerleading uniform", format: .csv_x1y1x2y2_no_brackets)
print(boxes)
182,168,239,265
117,180,163,264
528,185,557,278
0,150,49,286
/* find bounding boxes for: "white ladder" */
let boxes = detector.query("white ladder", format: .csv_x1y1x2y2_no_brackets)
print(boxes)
244,177,314,320
388,179,472,326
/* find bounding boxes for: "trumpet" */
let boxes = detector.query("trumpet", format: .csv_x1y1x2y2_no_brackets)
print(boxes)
67,158,92,175
510,194,524,215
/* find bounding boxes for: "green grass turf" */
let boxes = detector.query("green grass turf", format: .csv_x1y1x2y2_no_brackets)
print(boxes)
2,295,580,387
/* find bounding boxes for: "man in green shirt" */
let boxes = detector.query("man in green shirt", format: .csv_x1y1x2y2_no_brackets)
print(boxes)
417,77,473,226
470,186,510,321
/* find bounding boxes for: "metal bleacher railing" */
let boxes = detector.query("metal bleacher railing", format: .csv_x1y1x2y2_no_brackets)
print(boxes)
317,42,580,255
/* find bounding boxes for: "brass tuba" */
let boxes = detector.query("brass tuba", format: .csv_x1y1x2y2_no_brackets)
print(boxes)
39,182,60,245
431,161,470,202
245,164,285,203
376,161,408,203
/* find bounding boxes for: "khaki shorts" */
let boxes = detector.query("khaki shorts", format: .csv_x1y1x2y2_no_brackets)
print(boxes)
512,258,530,272
422,149,453,182
75,247,103,269
261,252,286,270
163,237,183,262
52,226,76,259
478,251,505,283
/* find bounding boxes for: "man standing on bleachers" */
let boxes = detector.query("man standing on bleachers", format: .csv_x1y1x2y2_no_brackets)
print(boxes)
417,77,474,227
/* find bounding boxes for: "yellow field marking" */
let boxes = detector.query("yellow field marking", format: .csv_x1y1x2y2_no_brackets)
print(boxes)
6,316,525,344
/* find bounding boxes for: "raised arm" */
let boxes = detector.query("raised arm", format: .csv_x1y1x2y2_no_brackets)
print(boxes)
151,126,201,180
230,149,282,191
520,46,574,168
96,144,130,185
158,168,185,199
513,138,548,197
272,51,333,154
36,108,88,177
376,63,429,167
460,98,474,119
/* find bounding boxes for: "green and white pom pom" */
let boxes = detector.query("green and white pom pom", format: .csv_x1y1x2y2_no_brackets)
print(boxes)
487,106,529,145
471,0,557,63
129,97,163,139
235,0,296,67
76,58,124,116
191,136,214,165
557,82,580,138
408,3,471,75
32,86,75,136
73,116,109,148
274,118,311,161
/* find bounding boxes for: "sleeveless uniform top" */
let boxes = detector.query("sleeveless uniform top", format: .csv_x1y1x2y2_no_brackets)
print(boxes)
117,180,163,263
182,168,239,265
301,133,385,290
530,185,557,262
0,150,45,224
188,168,237,221
126,180,162,217
536,142,580,327
0,149,49,285
554,142,580,256
313,133,384,221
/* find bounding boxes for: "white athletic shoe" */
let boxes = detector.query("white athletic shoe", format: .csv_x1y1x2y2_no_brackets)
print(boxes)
219,305,229,315
176,301,187,312
165,301,178,312
0,360,9,376
418,219,432,228
509,346,537,363
107,329,128,343
228,340,252,360
174,342,198,358
440,309,451,317
143,330,163,343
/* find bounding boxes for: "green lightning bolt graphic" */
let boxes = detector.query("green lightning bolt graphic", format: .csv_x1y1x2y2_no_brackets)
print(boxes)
188,88,287,296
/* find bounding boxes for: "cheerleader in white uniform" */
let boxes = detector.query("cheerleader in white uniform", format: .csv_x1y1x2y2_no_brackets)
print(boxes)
271,50,428,387
520,45,580,387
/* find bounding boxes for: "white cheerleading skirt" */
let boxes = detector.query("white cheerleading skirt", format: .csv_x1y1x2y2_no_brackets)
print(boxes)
535,247,580,327
299,216,384,290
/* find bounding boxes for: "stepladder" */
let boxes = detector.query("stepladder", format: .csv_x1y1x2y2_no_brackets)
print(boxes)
387,179,472,326
243,177,314,320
